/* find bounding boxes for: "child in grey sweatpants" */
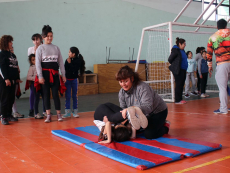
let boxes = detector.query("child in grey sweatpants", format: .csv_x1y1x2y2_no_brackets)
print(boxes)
184,51,198,98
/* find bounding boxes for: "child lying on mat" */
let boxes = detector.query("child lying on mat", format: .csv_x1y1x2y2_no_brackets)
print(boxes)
94,116,134,144
94,102,148,144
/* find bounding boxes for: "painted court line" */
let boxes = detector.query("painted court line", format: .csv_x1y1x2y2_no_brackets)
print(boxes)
173,155,230,173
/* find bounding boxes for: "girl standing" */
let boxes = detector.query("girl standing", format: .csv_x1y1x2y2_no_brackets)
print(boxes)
195,47,206,95
62,47,85,118
168,37,188,104
36,25,66,123
28,33,43,56
27,33,46,117
11,46,24,118
184,51,197,98
0,35,20,125
26,54,44,119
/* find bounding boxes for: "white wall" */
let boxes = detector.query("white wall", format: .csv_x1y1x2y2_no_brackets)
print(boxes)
123,0,202,20
0,0,217,97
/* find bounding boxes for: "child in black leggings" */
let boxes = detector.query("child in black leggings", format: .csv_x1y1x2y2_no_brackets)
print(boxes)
0,35,20,125
35,25,66,123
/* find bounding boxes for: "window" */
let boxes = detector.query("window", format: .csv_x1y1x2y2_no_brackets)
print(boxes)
188,0,230,21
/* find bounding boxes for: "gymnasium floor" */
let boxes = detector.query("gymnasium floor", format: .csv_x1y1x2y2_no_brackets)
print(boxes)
1,93,230,173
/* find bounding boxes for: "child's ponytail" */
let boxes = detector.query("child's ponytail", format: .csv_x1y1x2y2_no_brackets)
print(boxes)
78,53,85,76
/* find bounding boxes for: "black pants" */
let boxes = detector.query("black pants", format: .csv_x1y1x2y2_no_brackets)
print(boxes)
197,70,201,92
144,108,168,139
173,69,186,102
0,80,16,118
201,72,208,94
94,102,124,123
42,71,60,110
34,86,45,114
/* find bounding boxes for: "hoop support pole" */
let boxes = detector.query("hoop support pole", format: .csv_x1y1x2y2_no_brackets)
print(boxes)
194,0,215,24
135,29,145,72
195,0,224,32
173,0,193,22
169,22,175,102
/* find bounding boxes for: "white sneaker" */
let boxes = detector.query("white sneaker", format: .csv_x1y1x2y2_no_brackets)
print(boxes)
200,94,206,98
73,109,79,118
43,112,47,117
35,113,44,119
57,114,63,122
127,107,140,130
44,115,51,123
133,107,148,129
13,112,24,118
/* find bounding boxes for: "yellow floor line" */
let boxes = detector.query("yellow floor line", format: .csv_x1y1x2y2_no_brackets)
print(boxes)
173,155,230,173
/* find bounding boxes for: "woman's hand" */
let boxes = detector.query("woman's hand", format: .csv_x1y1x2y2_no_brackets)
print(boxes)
16,79,23,83
62,76,66,83
209,67,213,74
200,74,203,79
39,78,45,84
5,79,11,86
67,57,71,63
120,109,127,119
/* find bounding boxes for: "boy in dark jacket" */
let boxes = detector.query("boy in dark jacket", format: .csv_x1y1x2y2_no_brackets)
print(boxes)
199,51,210,98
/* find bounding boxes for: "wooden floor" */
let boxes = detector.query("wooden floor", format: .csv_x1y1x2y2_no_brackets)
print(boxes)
1,97,230,173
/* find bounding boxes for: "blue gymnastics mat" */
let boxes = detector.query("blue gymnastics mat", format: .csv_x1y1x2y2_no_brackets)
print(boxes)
52,126,222,170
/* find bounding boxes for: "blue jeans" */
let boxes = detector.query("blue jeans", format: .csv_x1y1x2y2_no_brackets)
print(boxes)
65,79,78,109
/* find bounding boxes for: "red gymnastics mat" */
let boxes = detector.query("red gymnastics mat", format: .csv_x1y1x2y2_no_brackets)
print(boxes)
52,126,222,170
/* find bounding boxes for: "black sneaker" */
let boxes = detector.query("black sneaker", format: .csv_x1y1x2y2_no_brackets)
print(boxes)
29,109,34,117
1,118,9,125
8,115,18,122
184,94,190,98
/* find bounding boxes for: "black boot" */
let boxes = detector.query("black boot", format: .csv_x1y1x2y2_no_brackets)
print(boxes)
1,117,9,125
29,109,34,117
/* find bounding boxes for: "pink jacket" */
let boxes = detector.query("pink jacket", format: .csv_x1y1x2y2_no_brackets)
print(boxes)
26,65,37,81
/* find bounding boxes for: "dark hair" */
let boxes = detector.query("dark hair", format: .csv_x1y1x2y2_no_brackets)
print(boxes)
28,54,35,66
116,65,141,86
69,47,86,76
31,33,43,44
196,47,201,54
186,51,192,57
98,124,132,142
200,47,205,51
196,47,205,54
176,37,185,46
113,124,132,142
201,50,207,55
217,19,227,30
0,35,13,51
42,25,52,38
